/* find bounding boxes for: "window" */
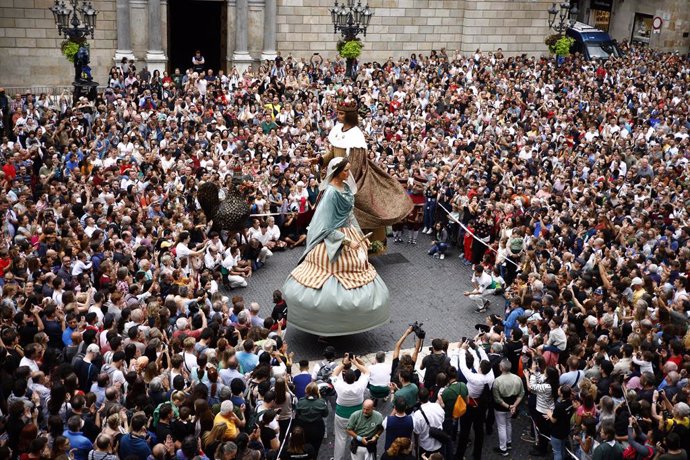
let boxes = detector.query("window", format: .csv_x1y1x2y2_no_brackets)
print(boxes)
591,9,610,32
631,13,653,45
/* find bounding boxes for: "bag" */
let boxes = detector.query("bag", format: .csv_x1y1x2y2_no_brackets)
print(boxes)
423,353,449,387
452,395,467,419
315,360,337,397
478,383,493,408
622,444,653,460
419,407,451,443
509,238,523,255
315,360,336,383
244,408,267,434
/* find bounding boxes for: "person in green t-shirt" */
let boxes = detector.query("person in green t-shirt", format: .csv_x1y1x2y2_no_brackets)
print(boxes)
391,369,418,413
346,400,384,460
440,367,468,419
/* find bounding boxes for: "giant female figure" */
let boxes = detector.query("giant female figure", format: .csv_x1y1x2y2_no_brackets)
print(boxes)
322,99,412,233
282,158,390,336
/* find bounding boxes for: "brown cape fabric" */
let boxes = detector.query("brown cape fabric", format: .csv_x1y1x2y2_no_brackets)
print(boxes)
327,146,413,229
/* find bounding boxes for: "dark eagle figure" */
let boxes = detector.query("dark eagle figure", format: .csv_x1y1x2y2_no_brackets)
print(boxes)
197,181,250,235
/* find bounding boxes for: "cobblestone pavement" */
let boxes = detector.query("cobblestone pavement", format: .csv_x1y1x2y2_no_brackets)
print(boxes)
228,231,497,360
224,232,541,459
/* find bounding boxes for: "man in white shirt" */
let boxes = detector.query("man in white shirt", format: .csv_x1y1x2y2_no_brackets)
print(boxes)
221,248,248,289
367,351,391,401
464,264,496,312
456,340,495,460
331,355,370,460
413,387,446,455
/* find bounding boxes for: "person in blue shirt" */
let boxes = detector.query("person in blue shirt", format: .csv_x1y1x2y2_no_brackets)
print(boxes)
62,313,78,347
292,360,313,399
502,296,525,339
119,413,152,458
236,339,259,374
63,416,93,460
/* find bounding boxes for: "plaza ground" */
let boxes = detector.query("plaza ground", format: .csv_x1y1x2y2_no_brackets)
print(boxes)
232,231,538,459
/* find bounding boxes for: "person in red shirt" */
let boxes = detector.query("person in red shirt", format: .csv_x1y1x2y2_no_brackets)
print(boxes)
0,248,11,286
2,155,17,180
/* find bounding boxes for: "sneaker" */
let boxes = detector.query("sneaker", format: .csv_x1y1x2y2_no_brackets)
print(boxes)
426,228,434,234
439,254,445,260
411,239,417,245
422,227,428,233
520,434,536,443
475,306,487,313
492,448,509,457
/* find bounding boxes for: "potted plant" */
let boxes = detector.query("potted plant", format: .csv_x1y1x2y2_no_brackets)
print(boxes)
337,39,363,79
368,239,385,256
61,37,87,63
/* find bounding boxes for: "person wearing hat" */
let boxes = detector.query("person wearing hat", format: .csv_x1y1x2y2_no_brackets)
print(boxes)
630,277,646,304
73,343,101,393
282,157,390,337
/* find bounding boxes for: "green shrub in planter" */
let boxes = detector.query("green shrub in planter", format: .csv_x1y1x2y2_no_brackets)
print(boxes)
338,40,363,59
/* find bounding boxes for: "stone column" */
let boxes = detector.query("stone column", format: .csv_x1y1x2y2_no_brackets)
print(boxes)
261,0,277,61
146,0,168,74
233,0,254,72
114,0,135,63
226,0,237,71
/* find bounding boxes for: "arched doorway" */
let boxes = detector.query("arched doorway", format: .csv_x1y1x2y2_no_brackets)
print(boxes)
168,0,227,74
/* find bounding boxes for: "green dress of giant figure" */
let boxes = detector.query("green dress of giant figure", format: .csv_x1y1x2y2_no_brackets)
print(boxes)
282,157,390,336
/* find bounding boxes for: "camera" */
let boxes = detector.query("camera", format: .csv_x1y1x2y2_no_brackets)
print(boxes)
409,321,426,339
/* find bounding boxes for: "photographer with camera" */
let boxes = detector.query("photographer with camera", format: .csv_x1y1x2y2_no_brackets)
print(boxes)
331,353,370,460
391,325,424,388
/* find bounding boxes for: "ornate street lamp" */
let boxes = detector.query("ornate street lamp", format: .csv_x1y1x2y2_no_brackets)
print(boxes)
48,0,99,101
547,1,578,35
330,0,373,79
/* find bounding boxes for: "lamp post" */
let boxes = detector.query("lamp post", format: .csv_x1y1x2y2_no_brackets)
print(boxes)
48,0,99,101
547,1,578,35
329,0,373,79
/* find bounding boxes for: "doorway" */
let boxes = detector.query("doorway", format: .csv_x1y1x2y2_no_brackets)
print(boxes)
168,0,227,74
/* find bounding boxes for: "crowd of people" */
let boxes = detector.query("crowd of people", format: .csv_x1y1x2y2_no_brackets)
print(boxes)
0,38,689,460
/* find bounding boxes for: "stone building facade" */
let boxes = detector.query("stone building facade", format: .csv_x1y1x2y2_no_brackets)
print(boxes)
0,0,688,87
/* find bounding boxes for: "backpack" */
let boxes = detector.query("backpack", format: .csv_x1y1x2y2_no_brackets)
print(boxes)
478,383,493,408
243,380,259,414
244,408,267,434
622,444,653,460
423,353,449,387
452,394,467,419
315,360,336,383
102,363,117,386
509,237,523,255
315,360,337,398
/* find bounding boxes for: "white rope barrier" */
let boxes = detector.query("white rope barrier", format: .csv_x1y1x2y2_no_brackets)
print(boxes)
436,202,521,268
